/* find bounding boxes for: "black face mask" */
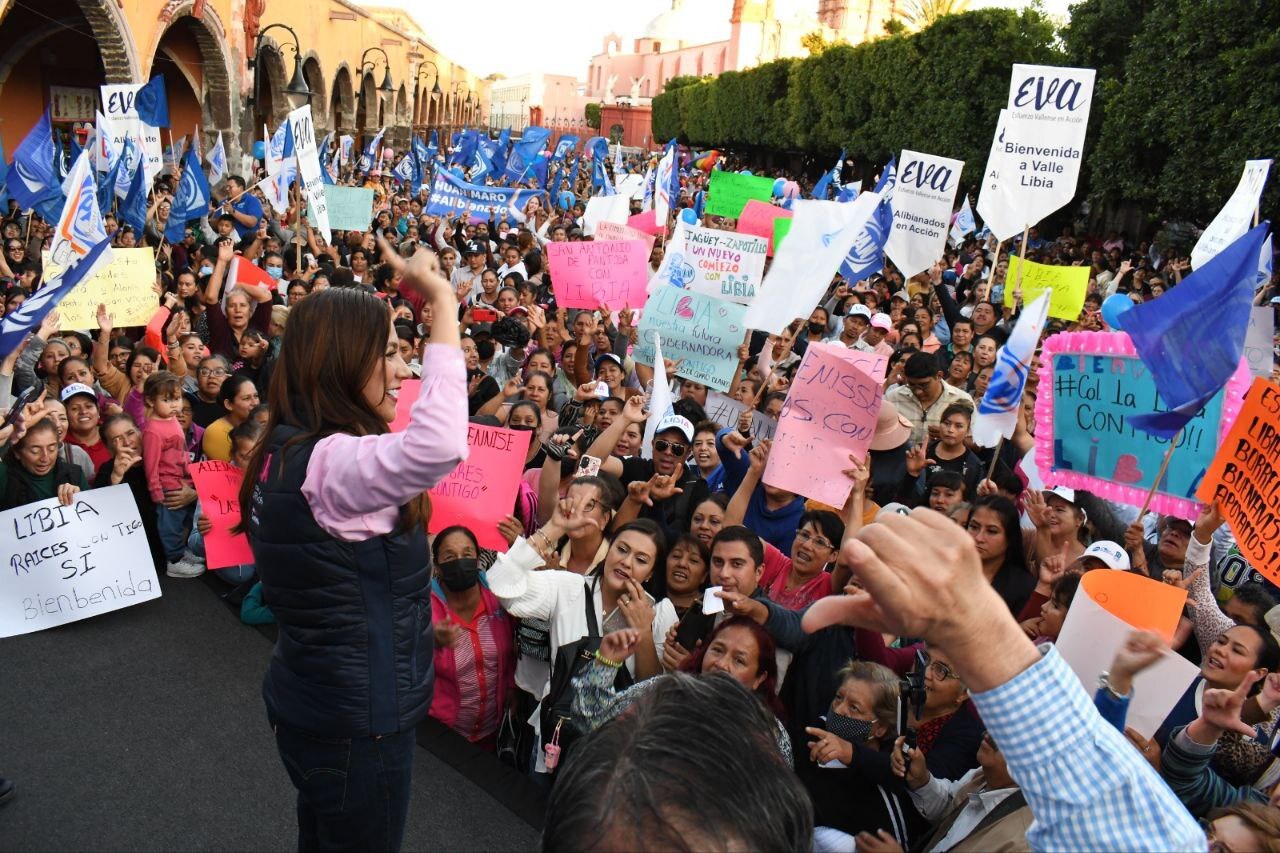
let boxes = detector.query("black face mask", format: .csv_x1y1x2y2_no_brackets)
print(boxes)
807,322,826,335
509,423,538,432
437,558,480,592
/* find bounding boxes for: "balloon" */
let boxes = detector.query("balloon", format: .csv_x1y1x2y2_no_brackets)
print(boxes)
679,207,698,225
740,170,753,176
772,178,786,198
558,191,575,211
1101,293,1134,329
782,180,800,199
252,141,265,160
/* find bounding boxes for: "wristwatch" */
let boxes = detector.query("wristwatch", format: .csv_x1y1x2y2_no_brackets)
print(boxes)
1097,671,1131,701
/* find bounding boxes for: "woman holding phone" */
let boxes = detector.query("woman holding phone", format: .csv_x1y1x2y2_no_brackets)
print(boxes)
239,238,467,851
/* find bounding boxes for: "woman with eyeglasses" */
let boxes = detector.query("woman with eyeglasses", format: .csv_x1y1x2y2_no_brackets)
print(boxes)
189,355,230,427
3,238,28,276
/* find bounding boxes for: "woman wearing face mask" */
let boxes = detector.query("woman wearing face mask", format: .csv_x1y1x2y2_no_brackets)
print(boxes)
428,526,516,751
800,661,923,849
574,618,791,763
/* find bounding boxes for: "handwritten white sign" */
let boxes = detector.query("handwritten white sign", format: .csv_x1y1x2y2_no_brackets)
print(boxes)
1,485,160,637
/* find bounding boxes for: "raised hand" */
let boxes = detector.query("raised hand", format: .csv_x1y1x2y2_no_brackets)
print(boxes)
622,394,647,424
904,443,934,478
1024,489,1049,528
599,628,641,664
1200,671,1265,738
497,514,523,547
746,439,771,474
96,304,114,338
721,429,751,460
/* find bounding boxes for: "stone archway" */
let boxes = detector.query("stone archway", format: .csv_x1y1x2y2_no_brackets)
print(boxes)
150,3,234,134
252,41,289,133
331,65,355,133
302,55,327,130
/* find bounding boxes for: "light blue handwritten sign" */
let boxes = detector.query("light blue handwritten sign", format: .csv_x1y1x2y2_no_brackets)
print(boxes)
325,186,376,232
635,287,747,392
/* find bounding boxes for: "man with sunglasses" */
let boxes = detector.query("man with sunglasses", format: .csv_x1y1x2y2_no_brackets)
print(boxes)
584,396,709,539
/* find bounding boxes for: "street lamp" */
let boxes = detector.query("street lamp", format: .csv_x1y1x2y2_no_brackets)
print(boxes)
247,23,312,110
416,61,441,129
360,47,395,97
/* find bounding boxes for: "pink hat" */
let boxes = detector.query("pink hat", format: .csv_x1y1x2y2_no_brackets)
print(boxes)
871,400,913,451
870,312,892,331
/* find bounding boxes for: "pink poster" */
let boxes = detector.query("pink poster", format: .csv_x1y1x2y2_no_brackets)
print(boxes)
596,219,656,252
817,341,889,385
189,461,256,569
764,344,884,507
548,239,650,310
428,424,531,551
736,199,792,256
627,209,664,236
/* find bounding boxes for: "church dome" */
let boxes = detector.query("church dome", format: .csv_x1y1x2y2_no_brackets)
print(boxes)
642,1,731,45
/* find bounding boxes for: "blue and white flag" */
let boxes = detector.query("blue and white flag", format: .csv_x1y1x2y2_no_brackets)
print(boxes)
875,156,897,204
165,146,212,243
505,127,551,183
426,169,546,222
950,194,976,246
451,128,480,168
613,141,624,176
114,136,140,201
119,158,147,234
1258,235,1273,289
411,134,432,193
359,128,385,173
471,145,496,185
552,135,578,162
255,169,291,215
10,111,62,215
0,142,8,213
340,135,355,167
811,149,844,200
96,154,119,218
839,196,893,284
0,237,114,359
94,110,120,173
133,75,169,127
641,164,654,212
51,150,107,266
971,291,1050,447
654,139,678,225
492,127,511,176
392,154,415,185
836,180,861,204
1117,222,1270,438
206,131,227,184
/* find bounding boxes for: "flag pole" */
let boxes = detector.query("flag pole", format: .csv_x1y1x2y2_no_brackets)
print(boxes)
1013,225,1030,304
165,127,177,176
986,437,1004,481
295,145,303,274
1138,429,1183,517
988,239,1004,295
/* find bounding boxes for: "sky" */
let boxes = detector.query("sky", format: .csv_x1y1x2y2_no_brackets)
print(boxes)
379,0,1073,79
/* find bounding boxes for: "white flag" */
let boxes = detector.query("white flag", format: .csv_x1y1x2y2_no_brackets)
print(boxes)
205,131,226,185
1001,65,1096,230
950,195,976,247
743,192,880,335
94,110,120,173
1190,159,1272,270
655,144,676,225
641,333,673,461
885,149,963,279
51,151,107,268
255,171,290,215
971,292,1050,447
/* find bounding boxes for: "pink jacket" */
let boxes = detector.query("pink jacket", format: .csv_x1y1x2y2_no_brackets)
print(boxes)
429,581,516,744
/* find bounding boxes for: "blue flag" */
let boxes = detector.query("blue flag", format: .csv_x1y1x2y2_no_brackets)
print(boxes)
567,156,581,195
491,127,511,177
134,75,170,128
452,128,480,167
0,142,9,212
392,154,415,185
552,135,578,162
427,130,439,164
530,153,549,189
875,156,897,203
97,155,121,216
11,111,61,213
165,147,212,242
0,238,113,358
120,159,148,235
839,196,893,283
411,134,432,193
471,146,495,185
504,127,550,183
1116,222,1270,438
811,149,844,200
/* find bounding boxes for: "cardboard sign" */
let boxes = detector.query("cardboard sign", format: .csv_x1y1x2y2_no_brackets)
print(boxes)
1055,570,1197,738
823,343,889,385
189,461,255,569
325,185,376,232
596,219,656,252
1196,377,1280,584
1036,332,1251,520
42,247,157,329
1003,255,1090,321
705,171,775,219
581,193,631,237
628,209,664,236
548,239,650,310
736,199,792,256
1,485,160,638
704,391,778,443
653,223,768,305
633,287,748,392
428,424,531,551
764,343,883,507
773,217,792,251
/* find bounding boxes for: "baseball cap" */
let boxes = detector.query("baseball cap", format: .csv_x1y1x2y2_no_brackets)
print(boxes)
655,414,694,443
594,352,624,373
464,240,485,255
1080,540,1130,571
1043,485,1076,504
891,290,910,303
870,312,892,331
848,304,872,320
60,383,97,404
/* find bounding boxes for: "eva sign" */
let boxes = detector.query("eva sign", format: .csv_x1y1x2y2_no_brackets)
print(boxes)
976,109,1023,242
100,84,164,185
1190,160,1272,270
288,104,332,243
885,150,963,279
1001,64,1096,229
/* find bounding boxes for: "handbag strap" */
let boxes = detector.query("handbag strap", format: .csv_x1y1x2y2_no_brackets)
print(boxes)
583,574,600,640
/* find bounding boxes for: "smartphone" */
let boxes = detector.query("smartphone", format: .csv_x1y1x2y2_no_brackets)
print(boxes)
576,455,601,478
2,384,40,431
304,252,316,268
473,307,499,323
675,604,715,651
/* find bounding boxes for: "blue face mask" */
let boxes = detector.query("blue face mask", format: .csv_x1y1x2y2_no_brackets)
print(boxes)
265,265,284,280
198,265,213,277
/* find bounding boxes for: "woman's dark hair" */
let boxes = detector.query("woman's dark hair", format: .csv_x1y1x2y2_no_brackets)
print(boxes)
143,370,182,402
100,413,137,447
431,525,479,563
238,288,424,532
522,370,554,400
124,346,161,379
681,616,786,719
797,510,843,552
1236,624,1280,677
693,420,720,440
57,356,91,385
228,419,265,451
759,390,787,414
930,469,968,497
940,402,973,423
697,491,730,513
7,417,58,464
218,373,257,413
60,331,94,356
603,518,668,594
570,473,625,517
508,399,542,428
1051,572,1082,608
967,495,1027,574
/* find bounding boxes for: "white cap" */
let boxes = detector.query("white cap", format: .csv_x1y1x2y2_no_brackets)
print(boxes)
655,414,694,443
848,304,872,320
870,312,892,331
1081,540,1129,571
60,382,96,403
1043,485,1076,504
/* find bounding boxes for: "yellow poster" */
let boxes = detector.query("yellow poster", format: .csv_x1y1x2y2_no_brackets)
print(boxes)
42,247,157,329
1002,255,1089,321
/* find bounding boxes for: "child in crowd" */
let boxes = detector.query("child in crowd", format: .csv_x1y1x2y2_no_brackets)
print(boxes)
141,371,202,578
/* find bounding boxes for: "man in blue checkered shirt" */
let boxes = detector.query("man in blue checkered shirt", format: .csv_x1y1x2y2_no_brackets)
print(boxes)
804,509,1206,852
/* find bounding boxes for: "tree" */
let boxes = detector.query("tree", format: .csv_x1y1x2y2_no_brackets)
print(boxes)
584,102,601,130
801,30,844,55
896,0,972,31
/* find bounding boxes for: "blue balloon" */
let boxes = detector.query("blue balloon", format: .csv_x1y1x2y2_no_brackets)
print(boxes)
252,140,266,160
1101,293,1134,329
772,178,787,198
679,207,698,225
739,170,753,176
558,191,575,211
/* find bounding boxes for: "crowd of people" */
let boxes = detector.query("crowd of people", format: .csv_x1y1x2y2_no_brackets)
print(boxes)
1,131,1278,852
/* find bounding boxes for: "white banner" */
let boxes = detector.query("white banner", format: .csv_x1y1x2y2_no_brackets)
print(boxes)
653,221,768,304
744,193,879,334
582,193,631,237
288,104,331,243
885,149,963,279
1,485,160,638
1190,159,1272,270
1001,65,1096,230
976,109,1023,242
100,84,164,186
